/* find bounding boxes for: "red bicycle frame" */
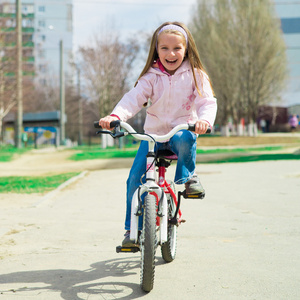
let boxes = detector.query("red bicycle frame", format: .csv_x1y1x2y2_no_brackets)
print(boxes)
158,164,182,220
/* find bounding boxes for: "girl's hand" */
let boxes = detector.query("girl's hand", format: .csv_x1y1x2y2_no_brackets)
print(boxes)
194,120,209,135
99,115,119,130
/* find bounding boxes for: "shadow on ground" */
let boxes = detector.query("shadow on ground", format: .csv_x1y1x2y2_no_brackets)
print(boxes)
0,257,148,299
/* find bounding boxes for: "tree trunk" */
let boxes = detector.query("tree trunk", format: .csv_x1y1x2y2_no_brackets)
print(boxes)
247,122,257,136
0,118,2,144
101,134,114,149
221,124,230,136
237,123,244,136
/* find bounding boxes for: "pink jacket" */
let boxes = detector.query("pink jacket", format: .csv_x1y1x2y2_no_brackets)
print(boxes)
111,60,217,135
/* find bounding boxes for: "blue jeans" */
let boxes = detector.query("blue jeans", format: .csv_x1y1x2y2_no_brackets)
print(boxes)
125,130,197,230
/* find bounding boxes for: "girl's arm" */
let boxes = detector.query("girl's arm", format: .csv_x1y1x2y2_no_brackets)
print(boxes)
99,74,153,130
111,74,153,121
194,70,217,132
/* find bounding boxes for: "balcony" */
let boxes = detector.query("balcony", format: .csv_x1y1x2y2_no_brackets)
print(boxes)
0,13,34,19
0,41,34,48
0,27,35,33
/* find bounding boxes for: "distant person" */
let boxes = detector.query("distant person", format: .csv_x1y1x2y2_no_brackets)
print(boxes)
22,132,28,147
260,119,266,133
289,114,299,132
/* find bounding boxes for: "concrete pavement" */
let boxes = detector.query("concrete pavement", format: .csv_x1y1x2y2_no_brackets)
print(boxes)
0,160,300,299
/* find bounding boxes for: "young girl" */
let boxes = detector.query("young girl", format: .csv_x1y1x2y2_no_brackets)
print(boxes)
99,21,217,247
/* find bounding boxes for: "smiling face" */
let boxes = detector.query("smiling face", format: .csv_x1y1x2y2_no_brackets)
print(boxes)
157,32,186,75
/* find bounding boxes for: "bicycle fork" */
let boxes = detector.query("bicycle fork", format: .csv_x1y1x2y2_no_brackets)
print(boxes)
130,181,168,245
130,147,168,245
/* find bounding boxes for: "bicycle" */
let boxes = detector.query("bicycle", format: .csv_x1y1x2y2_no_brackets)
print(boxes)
94,120,210,292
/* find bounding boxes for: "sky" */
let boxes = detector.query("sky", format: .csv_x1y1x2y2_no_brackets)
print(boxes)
72,0,300,107
73,0,197,51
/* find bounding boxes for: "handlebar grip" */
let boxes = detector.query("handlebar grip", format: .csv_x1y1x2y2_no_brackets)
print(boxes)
110,120,121,128
94,120,121,129
94,121,101,128
188,124,211,134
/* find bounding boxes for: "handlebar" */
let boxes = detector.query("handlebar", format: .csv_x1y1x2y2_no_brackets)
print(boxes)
94,120,211,142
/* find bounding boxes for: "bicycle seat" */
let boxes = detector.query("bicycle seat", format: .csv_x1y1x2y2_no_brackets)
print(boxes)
157,149,178,160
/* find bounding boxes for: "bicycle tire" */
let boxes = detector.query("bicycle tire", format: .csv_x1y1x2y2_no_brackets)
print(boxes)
140,193,157,292
161,180,177,262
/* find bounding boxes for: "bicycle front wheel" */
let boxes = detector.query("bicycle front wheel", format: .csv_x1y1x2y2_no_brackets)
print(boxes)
140,193,157,292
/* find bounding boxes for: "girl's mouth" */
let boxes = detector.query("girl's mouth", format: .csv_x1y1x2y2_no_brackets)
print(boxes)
166,59,177,64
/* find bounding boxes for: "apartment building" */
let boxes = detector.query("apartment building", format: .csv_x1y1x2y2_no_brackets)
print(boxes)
34,0,73,85
276,1,300,106
0,1,35,79
0,0,73,86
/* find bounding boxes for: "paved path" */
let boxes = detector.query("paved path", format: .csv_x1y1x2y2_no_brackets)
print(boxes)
0,160,300,299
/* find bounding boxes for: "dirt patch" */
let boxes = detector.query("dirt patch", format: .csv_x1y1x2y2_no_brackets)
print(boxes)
0,147,133,176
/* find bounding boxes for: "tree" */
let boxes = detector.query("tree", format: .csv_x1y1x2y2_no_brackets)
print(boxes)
0,34,37,144
0,44,16,143
0,29,14,143
29,74,85,144
191,0,288,136
0,69,16,144
78,31,140,120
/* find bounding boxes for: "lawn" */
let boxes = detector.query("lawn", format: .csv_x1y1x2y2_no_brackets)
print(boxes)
69,144,291,161
0,172,80,194
69,147,139,160
0,146,29,162
204,153,300,163
196,134,300,146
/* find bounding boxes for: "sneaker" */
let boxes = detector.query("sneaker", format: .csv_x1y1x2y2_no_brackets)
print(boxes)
185,174,205,195
122,230,140,247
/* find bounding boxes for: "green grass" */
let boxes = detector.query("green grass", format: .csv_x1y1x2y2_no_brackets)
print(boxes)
204,153,300,164
69,145,285,161
0,172,80,194
0,146,29,162
69,148,139,161
196,145,283,154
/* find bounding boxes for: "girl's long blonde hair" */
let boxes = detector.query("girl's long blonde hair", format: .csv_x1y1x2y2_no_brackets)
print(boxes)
135,21,214,96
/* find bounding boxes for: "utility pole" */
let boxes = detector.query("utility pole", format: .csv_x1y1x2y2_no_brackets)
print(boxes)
59,39,65,145
77,67,83,145
16,0,23,148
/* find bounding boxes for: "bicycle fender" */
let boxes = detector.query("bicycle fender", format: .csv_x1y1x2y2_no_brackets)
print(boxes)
160,193,168,244
130,189,141,243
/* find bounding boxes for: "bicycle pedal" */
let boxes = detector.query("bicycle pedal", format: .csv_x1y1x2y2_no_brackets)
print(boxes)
116,246,140,253
181,190,205,199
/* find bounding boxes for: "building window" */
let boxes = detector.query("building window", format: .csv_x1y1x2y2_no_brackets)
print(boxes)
281,18,300,34
38,6,45,13
23,4,34,14
5,19,15,27
39,78,47,86
38,20,45,28
22,18,34,28
39,64,47,73
3,4,15,14
38,49,46,58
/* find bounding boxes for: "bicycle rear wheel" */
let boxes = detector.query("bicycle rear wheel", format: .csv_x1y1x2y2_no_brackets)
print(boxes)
140,193,157,292
161,180,177,262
